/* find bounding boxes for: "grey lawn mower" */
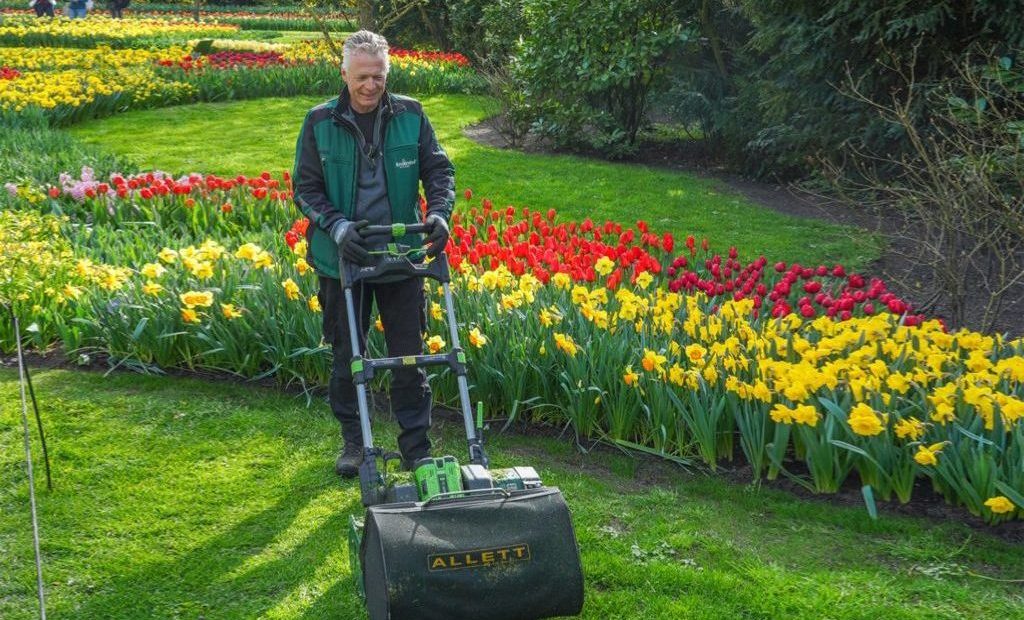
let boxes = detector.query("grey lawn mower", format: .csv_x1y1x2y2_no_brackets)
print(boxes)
340,223,585,620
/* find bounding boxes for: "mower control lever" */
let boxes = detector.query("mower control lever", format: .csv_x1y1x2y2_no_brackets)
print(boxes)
421,486,512,506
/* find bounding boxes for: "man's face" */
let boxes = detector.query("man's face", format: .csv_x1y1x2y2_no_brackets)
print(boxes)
342,52,387,114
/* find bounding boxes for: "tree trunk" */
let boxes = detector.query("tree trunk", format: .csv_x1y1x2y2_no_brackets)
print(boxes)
358,0,376,31
417,3,446,49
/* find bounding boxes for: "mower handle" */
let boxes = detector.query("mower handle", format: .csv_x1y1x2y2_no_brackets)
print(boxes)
362,223,429,238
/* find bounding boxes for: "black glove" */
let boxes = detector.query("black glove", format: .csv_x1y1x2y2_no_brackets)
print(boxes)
424,213,449,257
330,219,371,266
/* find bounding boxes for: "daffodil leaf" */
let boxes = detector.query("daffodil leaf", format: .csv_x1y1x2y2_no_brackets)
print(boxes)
861,485,878,520
817,396,845,419
130,317,148,342
829,439,869,459
954,424,998,449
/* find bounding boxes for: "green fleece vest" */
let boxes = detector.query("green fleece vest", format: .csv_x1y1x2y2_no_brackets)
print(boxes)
307,97,423,278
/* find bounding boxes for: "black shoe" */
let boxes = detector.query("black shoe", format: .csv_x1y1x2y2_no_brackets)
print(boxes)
335,441,364,478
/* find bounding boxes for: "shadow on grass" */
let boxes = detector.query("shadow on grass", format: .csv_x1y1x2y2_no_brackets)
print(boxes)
54,463,360,619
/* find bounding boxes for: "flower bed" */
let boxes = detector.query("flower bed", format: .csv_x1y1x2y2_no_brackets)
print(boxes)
0,14,238,49
157,50,297,71
0,20,484,123
3,169,1022,522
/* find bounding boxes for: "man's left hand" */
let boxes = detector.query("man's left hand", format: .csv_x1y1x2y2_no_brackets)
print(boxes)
424,213,449,257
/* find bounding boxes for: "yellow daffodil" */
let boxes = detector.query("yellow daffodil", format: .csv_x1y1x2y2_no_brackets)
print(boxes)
635,271,654,289
623,366,639,386
983,496,1016,514
220,303,242,319
468,327,487,348
180,307,201,324
894,417,925,441
641,348,667,375
426,335,446,354
685,343,706,364
553,332,578,356
140,262,165,279
158,247,178,263
913,442,947,466
235,243,261,261
848,402,887,436
253,251,274,269
282,278,300,301
179,290,214,308
594,256,615,276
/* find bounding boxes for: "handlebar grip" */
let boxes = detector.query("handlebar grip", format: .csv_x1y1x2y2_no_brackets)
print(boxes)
363,223,428,237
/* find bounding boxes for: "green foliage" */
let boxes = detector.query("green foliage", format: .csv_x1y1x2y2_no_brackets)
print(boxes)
446,0,525,63
730,0,1024,178
514,0,693,154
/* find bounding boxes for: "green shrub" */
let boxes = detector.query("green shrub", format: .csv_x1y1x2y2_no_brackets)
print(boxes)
514,0,692,154
446,0,525,64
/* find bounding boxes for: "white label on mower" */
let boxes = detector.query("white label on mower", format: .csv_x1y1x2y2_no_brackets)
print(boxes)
428,544,531,571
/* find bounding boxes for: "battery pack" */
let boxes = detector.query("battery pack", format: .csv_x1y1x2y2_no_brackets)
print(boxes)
413,455,464,501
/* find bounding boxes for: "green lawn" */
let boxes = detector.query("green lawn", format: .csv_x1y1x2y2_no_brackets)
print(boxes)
68,95,880,270
2,369,1022,619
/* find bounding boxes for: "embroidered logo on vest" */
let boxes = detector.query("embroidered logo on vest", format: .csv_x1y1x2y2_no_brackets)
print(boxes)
395,158,417,169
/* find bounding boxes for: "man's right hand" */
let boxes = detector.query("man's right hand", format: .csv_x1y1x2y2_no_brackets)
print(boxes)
330,219,371,266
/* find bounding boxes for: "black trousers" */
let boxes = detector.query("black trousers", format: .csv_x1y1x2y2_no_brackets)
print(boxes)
34,3,55,16
318,275,432,462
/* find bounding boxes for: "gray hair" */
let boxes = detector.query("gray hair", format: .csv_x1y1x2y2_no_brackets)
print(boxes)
342,30,390,74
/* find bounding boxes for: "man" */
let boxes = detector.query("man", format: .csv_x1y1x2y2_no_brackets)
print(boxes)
67,0,87,18
292,30,454,477
29,0,57,17
108,0,129,18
